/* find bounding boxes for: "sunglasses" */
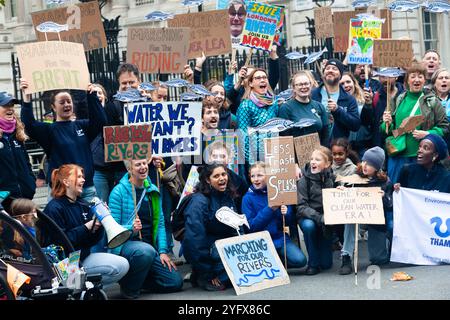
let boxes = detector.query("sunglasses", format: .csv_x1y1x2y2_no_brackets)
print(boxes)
228,5,246,18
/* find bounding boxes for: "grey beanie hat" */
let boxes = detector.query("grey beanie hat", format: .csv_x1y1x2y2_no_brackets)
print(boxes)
362,146,385,171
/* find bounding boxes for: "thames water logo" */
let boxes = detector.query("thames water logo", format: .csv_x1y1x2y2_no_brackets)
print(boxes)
429,217,450,247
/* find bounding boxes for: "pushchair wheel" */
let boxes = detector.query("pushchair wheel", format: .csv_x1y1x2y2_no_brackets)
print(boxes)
80,288,108,300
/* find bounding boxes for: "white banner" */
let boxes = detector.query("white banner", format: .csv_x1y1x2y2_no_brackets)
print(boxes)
125,101,202,157
391,187,450,265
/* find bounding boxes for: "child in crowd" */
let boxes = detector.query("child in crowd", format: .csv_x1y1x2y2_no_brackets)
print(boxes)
8,199,38,259
242,162,307,269
338,147,393,275
331,138,359,178
296,146,335,275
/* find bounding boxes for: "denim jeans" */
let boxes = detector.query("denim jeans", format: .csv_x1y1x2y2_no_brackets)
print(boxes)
93,170,126,203
118,240,183,296
387,156,416,184
299,218,333,269
276,240,307,269
341,211,393,264
82,252,129,287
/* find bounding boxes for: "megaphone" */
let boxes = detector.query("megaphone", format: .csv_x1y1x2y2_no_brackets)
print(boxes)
90,197,131,249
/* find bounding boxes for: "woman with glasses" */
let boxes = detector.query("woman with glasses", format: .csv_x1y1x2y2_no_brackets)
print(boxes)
279,71,330,145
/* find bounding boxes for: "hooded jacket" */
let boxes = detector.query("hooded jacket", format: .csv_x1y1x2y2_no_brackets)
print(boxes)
332,158,357,178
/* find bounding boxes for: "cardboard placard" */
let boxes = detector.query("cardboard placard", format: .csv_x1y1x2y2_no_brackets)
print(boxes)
240,2,283,52
215,231,290,295
322,187,385,225
293,133,321,170
264,136,297,206
31,1,107,51
314,7,334,39
168,10,232,59
348,18,383,65
103,124,152,162
16,41,90,95
125,101,202,157
127,28,190,74
392,115,425,138
333,9,391,53
373,39,413,69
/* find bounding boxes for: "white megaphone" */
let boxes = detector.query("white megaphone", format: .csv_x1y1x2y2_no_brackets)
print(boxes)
90,197,131,249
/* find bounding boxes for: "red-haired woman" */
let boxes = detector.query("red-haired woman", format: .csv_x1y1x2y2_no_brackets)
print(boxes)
43,164,129,287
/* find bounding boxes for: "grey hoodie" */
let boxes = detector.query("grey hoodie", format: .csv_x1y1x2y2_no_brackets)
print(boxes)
332,158,357,179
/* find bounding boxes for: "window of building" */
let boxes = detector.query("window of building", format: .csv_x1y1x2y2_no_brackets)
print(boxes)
422,11,438,51
10,0,17,17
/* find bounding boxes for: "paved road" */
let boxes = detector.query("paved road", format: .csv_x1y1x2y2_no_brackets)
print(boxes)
104,238,450,301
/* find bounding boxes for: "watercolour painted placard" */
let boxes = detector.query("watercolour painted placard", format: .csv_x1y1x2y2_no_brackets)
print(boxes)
16,41,90,95
347,18,383,65
103,124,152,162
125,101,202,157
215,231,290,295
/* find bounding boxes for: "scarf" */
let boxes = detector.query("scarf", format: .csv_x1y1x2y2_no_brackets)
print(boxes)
0,117,16,133
250,91,274,108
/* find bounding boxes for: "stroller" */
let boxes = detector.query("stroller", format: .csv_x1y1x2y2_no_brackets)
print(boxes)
0,194,107,300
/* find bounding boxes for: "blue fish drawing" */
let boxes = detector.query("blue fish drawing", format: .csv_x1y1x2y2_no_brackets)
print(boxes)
188,84,215,96
113,89,147,103
144,11,175,22
276,88,293,101
351,0,377,8
387,0,422,12
285,52,307,60
304,47,328,65
163,78,190,88
36,21,69,33
139,82,156,91
46,0,70,4
372,68,405,78
181,0,205,6
422,0,450,13
180,92,203,101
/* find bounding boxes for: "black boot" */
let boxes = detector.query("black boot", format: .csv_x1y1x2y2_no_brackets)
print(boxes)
339,254,352,275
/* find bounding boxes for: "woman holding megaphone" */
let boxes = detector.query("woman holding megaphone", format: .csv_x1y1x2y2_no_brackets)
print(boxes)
43,164,129,287
108,159,183,299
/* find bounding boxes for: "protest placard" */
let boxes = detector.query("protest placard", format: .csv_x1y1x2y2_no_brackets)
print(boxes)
168,10,231,59
333,9,391,53
31,1,107,51
347,18,383,65
293,133,321,170
322,187,385,225
103,124,152,162
373,39,413,69
314,7,334,39
125,101,202,157
215,231,290,295
240,2,282,52
127,28,189,74
16,41,90,95
264,136,297,206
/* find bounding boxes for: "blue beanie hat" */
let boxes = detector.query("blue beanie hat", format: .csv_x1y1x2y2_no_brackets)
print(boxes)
362,146,385,171
423,134,448,161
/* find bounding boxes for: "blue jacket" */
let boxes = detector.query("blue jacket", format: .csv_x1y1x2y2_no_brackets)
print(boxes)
21,92,106,187
312,85,361,141
182,190,238,277
398,163,450,193
0,132,35,200
108,173,168,255
242,185,296,249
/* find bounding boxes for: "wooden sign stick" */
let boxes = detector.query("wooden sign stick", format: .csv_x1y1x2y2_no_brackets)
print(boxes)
283,214,287,270
229,48,237,74
386,82,391,135
354,223,358,286
244,48,253,67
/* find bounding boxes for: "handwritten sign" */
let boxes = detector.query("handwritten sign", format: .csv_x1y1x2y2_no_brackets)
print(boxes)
125,101,202,157
240,2,282,52
333,9,391,53
103,124,152,162
127,28,189,74
293,133,321,170
314,7,334,39
264,136,297,206
373,39,413,69
348,18,383,65
16,41,90,95
31,1,107,51
322,187,385,225
168,10,231,59
215,231,290,295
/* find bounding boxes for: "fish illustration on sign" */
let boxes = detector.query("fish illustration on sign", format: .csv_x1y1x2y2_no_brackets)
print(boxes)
181,0,206,6
422,0,450,13
285,52,307,60
180,92,203,101
387,0,422,12
215,206,250,234
36,21,69,33
276,89,293,102
113,89,147,103
373,68,405,78
162,78,190,88
46,0,70,4
139,82,156,91
351,0,378,8
144,11,175,22
248,117,315,135
303,47,328,65
188,84,215,96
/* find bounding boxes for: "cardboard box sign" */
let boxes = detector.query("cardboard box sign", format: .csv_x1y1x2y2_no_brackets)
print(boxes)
31,1,107,51
16,41,90,94
314,7,334,39
215,231,290,295
373,39,413,69
293,133,321,170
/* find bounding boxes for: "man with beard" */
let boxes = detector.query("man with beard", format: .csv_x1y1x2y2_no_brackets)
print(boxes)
312,59,360,144
353,64,381,93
